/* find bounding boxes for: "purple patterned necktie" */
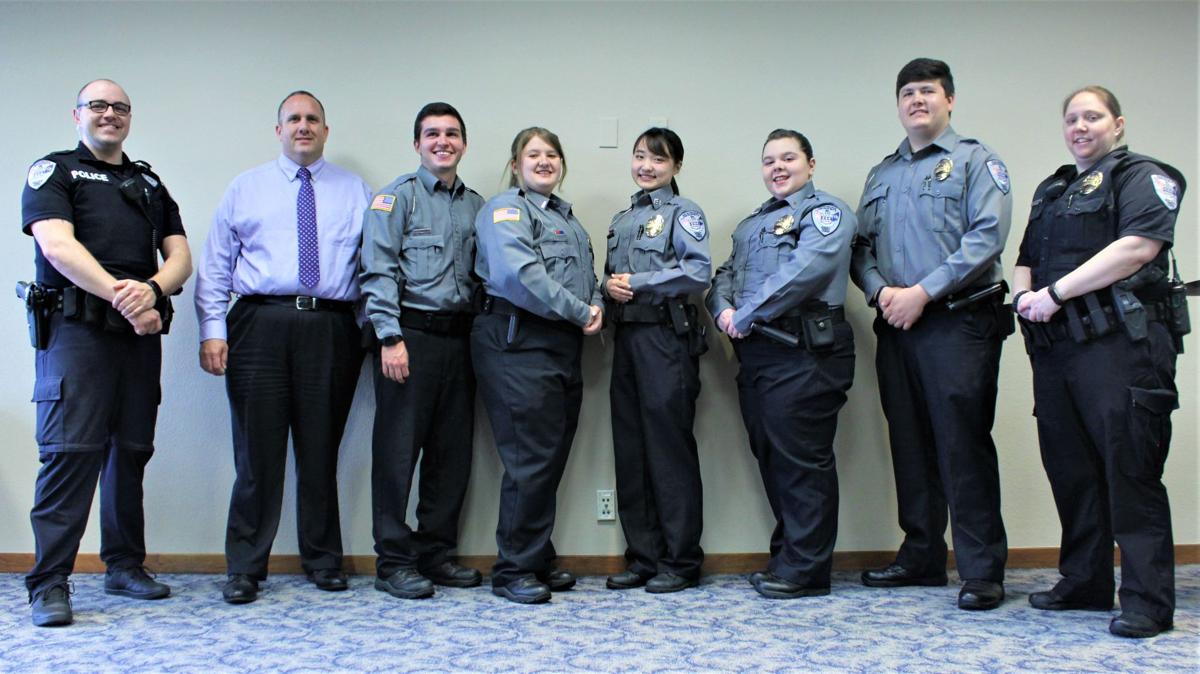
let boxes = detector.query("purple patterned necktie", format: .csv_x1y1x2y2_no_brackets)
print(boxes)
296,166,320,288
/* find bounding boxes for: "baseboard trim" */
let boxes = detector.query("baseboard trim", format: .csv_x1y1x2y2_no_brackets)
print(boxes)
2,545,1196,575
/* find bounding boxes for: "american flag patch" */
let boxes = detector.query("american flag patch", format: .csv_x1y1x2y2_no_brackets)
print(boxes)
371,194,396,212
493,207,521,223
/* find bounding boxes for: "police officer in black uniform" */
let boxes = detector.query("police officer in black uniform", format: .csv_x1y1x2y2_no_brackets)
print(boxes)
1014,86,1187,639
604,128,711,593
20,79,192,627
473,127,603,604
708,129,857,599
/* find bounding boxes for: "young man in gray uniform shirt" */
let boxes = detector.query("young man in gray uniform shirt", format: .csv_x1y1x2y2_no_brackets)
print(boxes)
359,102,485,599
851,58,1014,611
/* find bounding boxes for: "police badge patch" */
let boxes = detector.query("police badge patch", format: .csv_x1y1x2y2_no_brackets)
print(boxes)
1150,174,1179,210
27,160,56,190
677,210,706,240
811,205,842,236
986,159,1010,194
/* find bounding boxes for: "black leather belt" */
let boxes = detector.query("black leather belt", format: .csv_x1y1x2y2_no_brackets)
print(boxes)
765,306,845,333
239,294,354,313
480,295,576,329
399,308,474,335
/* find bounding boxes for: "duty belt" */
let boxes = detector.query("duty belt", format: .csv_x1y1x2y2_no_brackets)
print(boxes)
239,294,355,313
399,308,474,335
1036,301,1166,342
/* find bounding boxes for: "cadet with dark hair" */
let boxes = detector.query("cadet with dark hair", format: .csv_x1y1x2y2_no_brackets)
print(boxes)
22,79,193,626
604,128,711,593
708,129,857,599
360,102,485,599
196,90,372,604
1014,86,1186,639
852,58,1014,610
473,127,603,604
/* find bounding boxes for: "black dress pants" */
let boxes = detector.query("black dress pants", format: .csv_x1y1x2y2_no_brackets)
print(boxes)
223,301,362,579
735,324,854,588
472,312,582,588
874,307,1008,582
1030,322,1177,624
372,326,475,578
610,323,703,579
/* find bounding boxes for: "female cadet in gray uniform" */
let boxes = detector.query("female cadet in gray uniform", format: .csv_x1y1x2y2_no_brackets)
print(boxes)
603,128,711,593
707,129,856,599
1014,86,1186,639
472,127,604,604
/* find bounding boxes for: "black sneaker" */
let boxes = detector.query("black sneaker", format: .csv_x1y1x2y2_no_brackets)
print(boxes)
31,582,73,627
105,566,171,599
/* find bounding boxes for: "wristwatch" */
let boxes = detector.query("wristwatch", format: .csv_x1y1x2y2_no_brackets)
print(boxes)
381,335,403,347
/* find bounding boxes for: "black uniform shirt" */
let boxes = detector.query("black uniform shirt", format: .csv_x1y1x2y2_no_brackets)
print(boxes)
22,142,185,287
1017,149,1182,289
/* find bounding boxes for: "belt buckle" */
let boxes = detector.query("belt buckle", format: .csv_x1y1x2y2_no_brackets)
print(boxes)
295,296,317,311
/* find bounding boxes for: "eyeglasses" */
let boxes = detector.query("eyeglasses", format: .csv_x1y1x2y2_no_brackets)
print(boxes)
78,100,132,116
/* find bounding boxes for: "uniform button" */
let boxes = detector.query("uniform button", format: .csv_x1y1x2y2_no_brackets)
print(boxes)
903,186,910,193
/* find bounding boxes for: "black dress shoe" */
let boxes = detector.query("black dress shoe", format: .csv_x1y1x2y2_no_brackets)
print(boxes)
105,566,171,600
492,576,551,604
748,571,767,587
754,573,830,599
421,561,483,588
30,583,73,627
1109,612,1173,638
1029,589,1111,611
222,574,259,605
374,568,435,599
307,568,349,592
606,569,651,590
958,580,1004,610
537,568,576,591
646,573,697,594
861,563,947,588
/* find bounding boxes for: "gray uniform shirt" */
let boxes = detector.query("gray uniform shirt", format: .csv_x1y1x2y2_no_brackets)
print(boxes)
474,187,601,326
359,166,484,340
603,186,711,304
851,126,1012,305
707,181,858,335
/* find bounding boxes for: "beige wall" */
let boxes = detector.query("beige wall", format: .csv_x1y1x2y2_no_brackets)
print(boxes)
0,1,1195,562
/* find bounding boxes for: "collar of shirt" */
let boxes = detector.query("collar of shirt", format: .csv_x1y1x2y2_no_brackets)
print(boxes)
416,165,464,197
276,153,327,182
757,181,816,214
632,186,676,209
898,125,961,159
521,188,572,217
74,141,132,169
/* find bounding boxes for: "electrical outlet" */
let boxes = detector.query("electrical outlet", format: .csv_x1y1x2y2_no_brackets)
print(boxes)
596,489,616,521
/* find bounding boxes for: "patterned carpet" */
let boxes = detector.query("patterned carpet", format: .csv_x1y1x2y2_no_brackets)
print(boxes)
1,567,1195,673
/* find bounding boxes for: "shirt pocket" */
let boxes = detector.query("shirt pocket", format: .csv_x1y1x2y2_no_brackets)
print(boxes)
860,183,889,229
401,234,444,280
921,173,965,232
539,238,578,284
751,230,796,276
630,231,669,272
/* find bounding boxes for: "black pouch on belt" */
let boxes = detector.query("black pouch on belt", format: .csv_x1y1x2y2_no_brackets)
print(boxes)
801,310,835,351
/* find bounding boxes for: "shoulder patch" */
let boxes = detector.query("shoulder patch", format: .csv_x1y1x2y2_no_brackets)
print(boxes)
811,205,842,236
1150,174,1179,211
677,210,706,240
371,194,396,212
493,207,521,223
27,160,56,190
986,159,1010,194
